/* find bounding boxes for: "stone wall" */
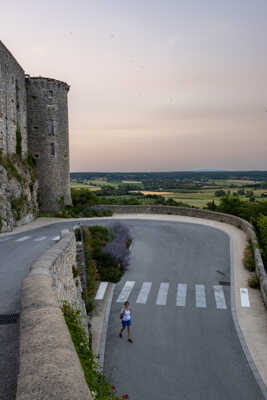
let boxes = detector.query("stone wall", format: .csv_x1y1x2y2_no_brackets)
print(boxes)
0,41,27,157
101,205,267,306
0,40,72,217
16,229,92,400
26,77,72,211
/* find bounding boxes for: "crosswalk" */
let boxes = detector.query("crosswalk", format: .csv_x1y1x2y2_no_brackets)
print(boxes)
0,234,61,243
95,280,251,310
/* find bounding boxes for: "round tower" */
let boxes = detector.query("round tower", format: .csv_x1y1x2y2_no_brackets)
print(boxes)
26,76,72,211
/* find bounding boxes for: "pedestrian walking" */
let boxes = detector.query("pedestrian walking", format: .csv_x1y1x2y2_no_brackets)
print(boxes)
119,301,133,343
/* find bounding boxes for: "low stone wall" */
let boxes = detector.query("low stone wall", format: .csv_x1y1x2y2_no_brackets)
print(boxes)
102,205,267,306
16,230,92,400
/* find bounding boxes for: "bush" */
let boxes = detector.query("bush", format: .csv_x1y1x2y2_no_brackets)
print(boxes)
11,195,27,221
248,273,260,289
103,223,131,274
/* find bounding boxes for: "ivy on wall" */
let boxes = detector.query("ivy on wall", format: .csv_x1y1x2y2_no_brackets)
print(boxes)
16,124,22,158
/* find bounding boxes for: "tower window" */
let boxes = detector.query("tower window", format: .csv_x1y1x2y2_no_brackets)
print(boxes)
50,142,55,156
49,90,54,97
48,119,55,136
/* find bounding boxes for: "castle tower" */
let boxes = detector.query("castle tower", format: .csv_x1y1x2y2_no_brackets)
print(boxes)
0,40,28,157
26,77,72,211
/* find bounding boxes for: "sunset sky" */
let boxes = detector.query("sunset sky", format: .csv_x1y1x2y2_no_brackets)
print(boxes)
1,0,267,171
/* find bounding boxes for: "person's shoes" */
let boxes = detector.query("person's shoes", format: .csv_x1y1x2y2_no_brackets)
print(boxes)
128,338,133,343
119,332,122,338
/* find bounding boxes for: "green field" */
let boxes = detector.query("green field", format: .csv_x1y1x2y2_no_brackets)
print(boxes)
71,177,267,208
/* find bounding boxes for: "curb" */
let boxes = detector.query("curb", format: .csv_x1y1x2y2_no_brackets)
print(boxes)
98,284,115,369
229,236,267,399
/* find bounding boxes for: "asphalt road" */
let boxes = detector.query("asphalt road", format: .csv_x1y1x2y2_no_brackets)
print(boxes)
0,218,264,400
104,220,265,400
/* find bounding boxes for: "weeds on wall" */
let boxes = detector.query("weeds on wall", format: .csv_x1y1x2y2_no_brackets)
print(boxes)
10,195,28,221
62,303,125,400
16,124,22,158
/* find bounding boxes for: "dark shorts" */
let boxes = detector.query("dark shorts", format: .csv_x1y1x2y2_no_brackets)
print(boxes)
122,319,131,328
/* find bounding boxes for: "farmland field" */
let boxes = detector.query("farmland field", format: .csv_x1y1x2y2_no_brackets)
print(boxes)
70,171,267,209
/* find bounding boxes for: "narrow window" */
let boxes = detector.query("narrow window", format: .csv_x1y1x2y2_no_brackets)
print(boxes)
49,90,54,97
50,142,55,156
48,119,55,136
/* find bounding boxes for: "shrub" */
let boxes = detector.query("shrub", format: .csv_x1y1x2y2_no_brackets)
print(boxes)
103,223,131,274
248,273,260,289
11,195,27,221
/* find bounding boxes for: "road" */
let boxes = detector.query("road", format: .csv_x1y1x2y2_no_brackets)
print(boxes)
104,219,264,400
0,218,265,400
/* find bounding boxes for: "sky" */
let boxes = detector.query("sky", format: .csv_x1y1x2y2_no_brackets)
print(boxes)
1,0,267,171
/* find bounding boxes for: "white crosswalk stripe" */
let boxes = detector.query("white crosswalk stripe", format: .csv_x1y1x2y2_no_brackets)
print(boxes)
15,236,31,242
176,284,187,307
195,284,207,308
213,285,227,309
33,236,47,242
156,282,169,305
136,282,152,304
116,281,135,303
240,288,250,307
95,282,108,300
113,281,228,310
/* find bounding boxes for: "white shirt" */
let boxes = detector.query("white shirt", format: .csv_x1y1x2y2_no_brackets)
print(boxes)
121,307,131,321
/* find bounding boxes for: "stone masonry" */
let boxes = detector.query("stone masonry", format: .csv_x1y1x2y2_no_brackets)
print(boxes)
0,41,27,157
0,40,72,212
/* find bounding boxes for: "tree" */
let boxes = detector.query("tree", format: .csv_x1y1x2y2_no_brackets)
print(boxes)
215,190,226,197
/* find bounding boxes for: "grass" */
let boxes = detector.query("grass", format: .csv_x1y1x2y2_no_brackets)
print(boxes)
71,179,267,209
243,242,255,272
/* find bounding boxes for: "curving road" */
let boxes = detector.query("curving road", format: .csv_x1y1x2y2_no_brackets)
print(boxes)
0,218,265,400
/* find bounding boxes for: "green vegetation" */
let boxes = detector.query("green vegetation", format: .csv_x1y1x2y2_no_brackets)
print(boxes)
62,303,125,399
54,189,113,218
82,224,130,313
0,153,23,183
206,196,267,272
243,242,255,272
248,273,260,289
10,195,28,221
16,124,22,158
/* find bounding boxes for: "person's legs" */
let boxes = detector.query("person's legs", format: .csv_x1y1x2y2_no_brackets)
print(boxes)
127,321,133,343
120,320,126,337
